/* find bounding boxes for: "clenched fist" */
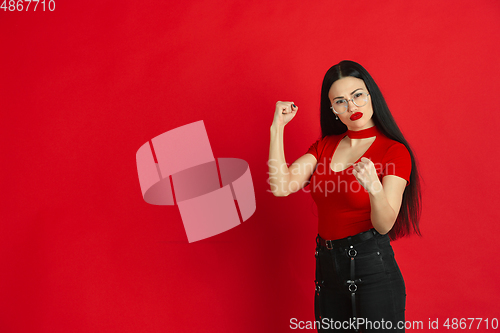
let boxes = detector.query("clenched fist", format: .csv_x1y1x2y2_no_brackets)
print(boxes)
353,157,383,194
272,101,298,127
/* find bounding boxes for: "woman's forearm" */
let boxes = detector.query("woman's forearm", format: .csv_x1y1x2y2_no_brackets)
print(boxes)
369,188,397,234
268,124,291,196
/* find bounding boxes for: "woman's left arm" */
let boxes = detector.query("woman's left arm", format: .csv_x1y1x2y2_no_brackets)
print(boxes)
353,157,407,234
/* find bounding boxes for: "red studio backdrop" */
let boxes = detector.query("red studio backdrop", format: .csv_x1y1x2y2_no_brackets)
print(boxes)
1,1,499,332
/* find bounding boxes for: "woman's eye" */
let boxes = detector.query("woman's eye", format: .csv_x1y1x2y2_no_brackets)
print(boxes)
354,92,364,98
335,99,346,105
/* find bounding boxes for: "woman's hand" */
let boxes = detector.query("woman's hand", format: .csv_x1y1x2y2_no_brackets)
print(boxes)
272,101,298,128
353,157,383,194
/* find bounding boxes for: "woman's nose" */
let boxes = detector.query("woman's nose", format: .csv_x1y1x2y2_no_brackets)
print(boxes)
347,99,357,112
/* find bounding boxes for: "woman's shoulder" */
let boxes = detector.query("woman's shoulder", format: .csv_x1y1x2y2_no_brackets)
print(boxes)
371,131,410,160
311,133,345,148
375,135,412,182
376,136,410,162
375,132,407,149
306,134,344,158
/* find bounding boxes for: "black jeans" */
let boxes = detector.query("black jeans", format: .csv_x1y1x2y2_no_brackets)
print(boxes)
314,230,406,332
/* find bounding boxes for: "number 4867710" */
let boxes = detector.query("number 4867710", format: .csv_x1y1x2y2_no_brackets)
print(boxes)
1,0,55,11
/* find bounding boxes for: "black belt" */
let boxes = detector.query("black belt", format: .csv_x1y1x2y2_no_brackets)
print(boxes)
317,228,377,250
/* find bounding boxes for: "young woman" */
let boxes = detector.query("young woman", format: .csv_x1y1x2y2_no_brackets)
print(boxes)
268,60,421,332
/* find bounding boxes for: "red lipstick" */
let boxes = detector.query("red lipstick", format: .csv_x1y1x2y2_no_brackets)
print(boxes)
350,112,363,121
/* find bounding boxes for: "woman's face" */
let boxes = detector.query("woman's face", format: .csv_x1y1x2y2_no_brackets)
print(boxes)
328,76,375,131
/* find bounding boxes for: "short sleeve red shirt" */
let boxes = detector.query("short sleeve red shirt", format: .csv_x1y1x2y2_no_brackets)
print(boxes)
305,126,411,240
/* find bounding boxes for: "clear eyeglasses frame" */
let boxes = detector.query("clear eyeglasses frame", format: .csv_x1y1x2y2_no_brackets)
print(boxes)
330,91,370,115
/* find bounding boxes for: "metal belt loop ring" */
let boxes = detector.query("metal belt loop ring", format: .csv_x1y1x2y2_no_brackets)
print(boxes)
348,245,357,257
348,283,358,292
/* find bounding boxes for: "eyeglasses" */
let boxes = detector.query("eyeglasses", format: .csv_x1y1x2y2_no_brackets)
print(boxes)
330,91,370,115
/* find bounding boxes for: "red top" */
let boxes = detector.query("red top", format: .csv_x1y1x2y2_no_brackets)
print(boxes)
305,126,411,240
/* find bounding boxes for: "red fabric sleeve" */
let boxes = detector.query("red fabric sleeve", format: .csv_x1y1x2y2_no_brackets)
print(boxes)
382,143,412,185
306,139,320,160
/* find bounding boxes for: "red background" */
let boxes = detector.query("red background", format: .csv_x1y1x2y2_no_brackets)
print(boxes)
1,1,499,332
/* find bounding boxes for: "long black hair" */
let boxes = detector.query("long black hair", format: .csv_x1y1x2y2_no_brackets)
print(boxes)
320,60,421,240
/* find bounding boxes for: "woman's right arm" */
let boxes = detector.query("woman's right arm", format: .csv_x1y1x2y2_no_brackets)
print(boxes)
268,101,318,197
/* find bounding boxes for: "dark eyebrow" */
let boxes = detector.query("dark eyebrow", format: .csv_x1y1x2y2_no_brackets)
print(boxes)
332,88,364,100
